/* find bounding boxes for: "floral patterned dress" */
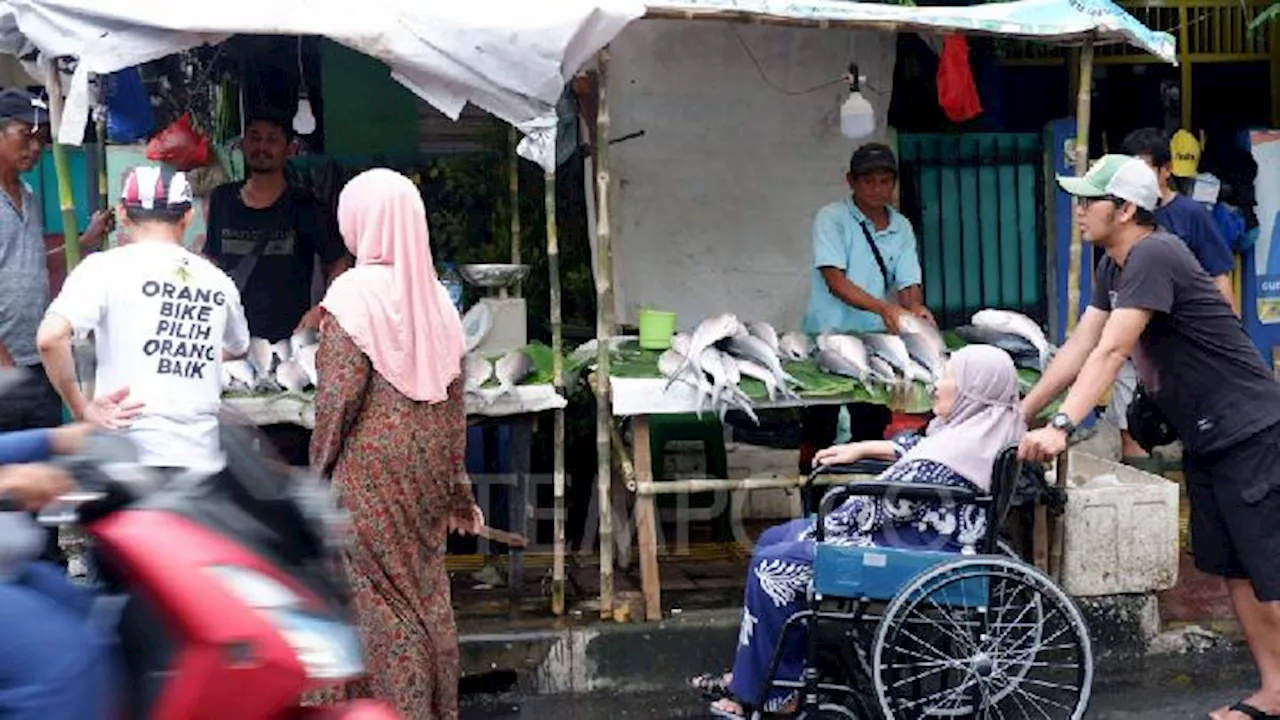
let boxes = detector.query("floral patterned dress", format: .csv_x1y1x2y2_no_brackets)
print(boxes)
726,432,985,712
306,315,476,720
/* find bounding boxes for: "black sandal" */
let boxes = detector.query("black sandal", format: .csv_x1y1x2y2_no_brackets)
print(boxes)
691,672,732,700
1224,701,1280,719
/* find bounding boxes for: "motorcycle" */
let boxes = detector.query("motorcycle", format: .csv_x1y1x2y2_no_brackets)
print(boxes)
30,417,399,720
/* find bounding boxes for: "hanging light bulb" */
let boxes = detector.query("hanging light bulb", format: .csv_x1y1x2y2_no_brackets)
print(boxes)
840,62,876,140
293,91,316,135
292,36,316,135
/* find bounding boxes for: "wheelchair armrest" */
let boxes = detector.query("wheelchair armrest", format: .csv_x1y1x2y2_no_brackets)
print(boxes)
805,459,894,485
814,481,988,543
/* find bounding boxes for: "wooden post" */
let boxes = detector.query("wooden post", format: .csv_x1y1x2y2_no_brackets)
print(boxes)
593,47,616,620
42,58,81,270
632,416,661,621
509,127,522,297
546,169,567,617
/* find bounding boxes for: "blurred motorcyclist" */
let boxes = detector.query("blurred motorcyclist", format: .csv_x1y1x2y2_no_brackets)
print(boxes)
0,389,140,720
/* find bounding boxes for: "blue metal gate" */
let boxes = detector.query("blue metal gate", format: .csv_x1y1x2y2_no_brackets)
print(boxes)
896,133,1047,330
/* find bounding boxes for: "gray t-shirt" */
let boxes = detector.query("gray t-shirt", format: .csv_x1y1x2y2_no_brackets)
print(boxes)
0,184,49,366
1091,231,1280,457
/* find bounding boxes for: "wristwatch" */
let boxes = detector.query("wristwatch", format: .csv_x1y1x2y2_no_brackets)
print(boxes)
1049,412,1076,435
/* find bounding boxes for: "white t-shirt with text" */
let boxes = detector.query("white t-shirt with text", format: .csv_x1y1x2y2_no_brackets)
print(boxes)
47,240,250,472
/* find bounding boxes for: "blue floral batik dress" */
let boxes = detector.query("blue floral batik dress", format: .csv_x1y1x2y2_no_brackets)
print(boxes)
726,432,987,712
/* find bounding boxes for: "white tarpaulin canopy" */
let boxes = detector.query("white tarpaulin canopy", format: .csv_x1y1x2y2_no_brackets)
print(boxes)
646,0,1177,63
0,0,646,171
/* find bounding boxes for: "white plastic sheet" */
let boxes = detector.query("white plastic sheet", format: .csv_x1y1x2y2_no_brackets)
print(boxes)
0,0,645,171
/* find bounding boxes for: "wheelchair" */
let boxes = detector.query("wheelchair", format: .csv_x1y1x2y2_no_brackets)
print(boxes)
755,446,1093,720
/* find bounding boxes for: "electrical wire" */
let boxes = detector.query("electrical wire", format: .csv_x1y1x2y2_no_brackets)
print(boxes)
731,25,886,96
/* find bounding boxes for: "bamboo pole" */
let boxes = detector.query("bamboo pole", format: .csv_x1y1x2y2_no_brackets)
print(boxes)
1051,36,1094,583
593,48,616,620
630,474,879,495
41,58,81,270
1065,37,1094,335
546,169,567,617
510,127,522,297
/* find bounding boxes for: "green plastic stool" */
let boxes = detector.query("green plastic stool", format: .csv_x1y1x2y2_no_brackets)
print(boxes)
648,413,732,540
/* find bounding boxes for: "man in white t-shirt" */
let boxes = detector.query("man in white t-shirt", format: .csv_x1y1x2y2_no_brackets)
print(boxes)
36,166,250,473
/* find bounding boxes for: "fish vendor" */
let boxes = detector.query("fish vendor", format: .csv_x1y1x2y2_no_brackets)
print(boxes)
798,142,936,498
203,110,351,465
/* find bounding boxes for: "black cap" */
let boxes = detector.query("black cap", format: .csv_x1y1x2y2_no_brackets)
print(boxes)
0,88,48,126
849,142,898,177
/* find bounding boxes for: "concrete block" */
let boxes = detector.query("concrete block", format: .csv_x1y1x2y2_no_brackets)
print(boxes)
1075,593,1161,659
1060,451,1180,597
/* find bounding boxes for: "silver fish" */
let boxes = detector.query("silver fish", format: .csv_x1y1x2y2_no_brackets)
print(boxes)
668,314,743,390
904,358,934,385
270,339,293,366
863,334,913,374
972,309,1052,369
670,332,692,357
898,315,949,360
246,338,281,392
723,334,799,390
221,359,256,393
275,359,311,393
698,348,758,423
778,332,812,361
816,334,869,379
290,328,319,357
464,353,493,393
901,333,946,380
294,344,318,387
735,357,781,402
869,356,898,384
746,321,780,355
816,349,865,379
659,349,715,417
247,338,275,378
492,349,534,401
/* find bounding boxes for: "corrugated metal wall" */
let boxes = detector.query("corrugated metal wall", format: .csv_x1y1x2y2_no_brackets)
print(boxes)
897,133,1047,329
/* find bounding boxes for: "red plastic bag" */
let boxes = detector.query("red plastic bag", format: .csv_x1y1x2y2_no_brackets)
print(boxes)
937,34,983,123
146,112,212,171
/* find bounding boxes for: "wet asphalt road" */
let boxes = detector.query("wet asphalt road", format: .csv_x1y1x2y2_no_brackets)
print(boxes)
460,680,1255,719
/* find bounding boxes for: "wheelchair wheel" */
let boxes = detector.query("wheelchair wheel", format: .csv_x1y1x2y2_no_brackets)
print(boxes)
871,557,1092,719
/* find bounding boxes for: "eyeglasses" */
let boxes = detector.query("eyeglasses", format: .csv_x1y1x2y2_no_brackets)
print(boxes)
1078,195,1126,208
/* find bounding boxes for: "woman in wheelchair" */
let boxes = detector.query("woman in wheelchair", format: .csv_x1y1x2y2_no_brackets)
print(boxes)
698,345,1025,719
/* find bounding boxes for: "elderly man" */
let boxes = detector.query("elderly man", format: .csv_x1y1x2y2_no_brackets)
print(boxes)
1021,154,1280,720
0,87,111,564
797,142,935,500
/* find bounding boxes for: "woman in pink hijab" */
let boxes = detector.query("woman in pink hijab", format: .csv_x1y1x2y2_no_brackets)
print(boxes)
307,168,483,720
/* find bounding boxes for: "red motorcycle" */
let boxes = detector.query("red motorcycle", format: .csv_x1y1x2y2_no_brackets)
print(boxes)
43,420,399,720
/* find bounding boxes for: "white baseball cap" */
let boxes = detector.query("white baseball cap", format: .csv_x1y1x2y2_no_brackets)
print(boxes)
1057,154,1160,212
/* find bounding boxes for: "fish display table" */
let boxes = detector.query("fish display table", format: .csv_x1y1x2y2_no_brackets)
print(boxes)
221,384,568,427
598,321,1060,623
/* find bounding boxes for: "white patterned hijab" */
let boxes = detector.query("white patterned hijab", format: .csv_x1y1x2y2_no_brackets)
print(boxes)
898,345,1026,492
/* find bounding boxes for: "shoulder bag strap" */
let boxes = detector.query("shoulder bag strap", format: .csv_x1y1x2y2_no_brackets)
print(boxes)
856,218,893,290
226,188,289,291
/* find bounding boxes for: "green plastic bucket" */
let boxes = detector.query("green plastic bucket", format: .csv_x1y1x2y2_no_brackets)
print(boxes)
637,308,678,350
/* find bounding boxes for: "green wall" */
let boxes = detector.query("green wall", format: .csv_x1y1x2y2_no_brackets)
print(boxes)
320,39,419,159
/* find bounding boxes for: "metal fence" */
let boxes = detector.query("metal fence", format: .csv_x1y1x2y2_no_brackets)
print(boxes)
896,132,1048,330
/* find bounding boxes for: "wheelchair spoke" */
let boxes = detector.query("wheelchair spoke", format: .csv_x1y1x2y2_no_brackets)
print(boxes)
872,557,1093,720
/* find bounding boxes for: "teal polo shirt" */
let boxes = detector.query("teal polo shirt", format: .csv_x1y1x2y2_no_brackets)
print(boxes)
802,198,923,335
